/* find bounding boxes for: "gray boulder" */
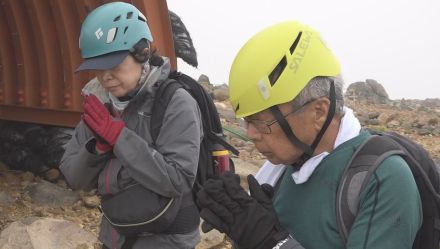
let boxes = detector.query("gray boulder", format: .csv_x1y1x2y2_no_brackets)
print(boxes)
197,74,210,85
345,79,390,104
26,180,79,207
212,86,230,101
0,217,98,249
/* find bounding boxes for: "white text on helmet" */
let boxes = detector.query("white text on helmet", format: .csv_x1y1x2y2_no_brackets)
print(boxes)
289,31,312,73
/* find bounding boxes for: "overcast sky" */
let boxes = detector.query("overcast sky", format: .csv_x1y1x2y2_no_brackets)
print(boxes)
167,0,439,100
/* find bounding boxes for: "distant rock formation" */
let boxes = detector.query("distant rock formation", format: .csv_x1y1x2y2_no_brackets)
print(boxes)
212,85,230,101
345,79,390,104
422,98,440,108
391,98,440,111
198,74,211,85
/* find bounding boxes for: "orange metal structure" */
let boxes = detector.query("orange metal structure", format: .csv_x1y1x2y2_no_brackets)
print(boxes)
0,0,176,127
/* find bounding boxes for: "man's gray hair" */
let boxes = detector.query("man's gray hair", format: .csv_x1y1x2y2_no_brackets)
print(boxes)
292,75,344,115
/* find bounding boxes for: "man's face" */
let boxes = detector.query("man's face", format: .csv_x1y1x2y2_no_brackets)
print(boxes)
95,55,142,97
244,101,320,165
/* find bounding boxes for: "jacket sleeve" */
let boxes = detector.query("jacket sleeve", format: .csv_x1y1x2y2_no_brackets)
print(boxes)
59,120,109,191
346,155,423,248
113,89,203,198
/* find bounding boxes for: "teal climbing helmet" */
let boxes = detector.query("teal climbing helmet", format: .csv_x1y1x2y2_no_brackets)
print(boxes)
76,1,153,72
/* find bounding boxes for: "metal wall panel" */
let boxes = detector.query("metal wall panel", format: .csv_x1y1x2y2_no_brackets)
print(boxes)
0,0,176,127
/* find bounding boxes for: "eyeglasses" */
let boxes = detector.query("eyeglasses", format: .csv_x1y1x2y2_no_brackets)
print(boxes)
240,99,315,134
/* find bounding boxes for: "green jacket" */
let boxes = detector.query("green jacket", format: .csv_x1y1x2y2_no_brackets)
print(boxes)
274,131,422,249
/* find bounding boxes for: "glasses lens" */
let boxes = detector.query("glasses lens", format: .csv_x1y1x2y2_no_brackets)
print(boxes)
251,120,271,134
242,118,271,134
259,123,271,134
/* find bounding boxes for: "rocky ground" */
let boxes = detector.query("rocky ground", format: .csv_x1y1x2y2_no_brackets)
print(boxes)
0,96,439,248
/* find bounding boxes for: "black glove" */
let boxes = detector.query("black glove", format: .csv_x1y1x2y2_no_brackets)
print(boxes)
196,172,289,249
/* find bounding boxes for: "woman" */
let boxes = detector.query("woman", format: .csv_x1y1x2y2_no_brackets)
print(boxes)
60,2,202,248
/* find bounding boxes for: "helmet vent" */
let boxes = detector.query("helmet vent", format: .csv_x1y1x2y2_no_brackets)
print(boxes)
268,56,287,86
124,26,128,34
127,12,133,19
138,12,146,22
235,104,240,112
290,32,302,55
106,28,118,43
113,15,121,22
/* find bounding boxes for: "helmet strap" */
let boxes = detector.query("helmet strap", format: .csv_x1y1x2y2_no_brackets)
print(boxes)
310,80,336,151
269,79,336,162
270,106,313,156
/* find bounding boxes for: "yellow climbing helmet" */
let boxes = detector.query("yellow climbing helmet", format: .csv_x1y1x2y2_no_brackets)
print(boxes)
229,21,341,118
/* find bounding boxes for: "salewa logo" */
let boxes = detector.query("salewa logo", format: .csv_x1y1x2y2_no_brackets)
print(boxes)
289,31,312,73
95,28,103,40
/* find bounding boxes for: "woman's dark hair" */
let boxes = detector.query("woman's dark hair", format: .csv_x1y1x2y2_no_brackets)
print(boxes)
130,38,163,66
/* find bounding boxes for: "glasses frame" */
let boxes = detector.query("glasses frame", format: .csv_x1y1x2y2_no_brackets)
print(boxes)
242,99,315,134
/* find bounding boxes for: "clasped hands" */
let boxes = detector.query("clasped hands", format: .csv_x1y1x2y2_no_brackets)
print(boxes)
82,94,125,153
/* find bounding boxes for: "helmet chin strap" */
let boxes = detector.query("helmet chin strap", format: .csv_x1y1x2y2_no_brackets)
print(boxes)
269,80,336,164
270,105,313,156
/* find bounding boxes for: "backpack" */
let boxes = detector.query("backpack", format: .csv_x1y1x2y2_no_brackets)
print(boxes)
99,71,238,238
336,130,440,248
151,71,239,194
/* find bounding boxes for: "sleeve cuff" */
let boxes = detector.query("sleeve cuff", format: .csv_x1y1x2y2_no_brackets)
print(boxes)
85,138,98,154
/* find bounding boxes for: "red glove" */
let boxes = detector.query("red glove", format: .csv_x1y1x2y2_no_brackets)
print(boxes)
83,94,125,146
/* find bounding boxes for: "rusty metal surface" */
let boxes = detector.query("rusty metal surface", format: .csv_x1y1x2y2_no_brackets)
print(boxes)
0,0,176,128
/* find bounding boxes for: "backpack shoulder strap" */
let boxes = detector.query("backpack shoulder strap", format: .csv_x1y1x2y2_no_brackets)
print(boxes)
150,78,182,143
336,135,406,244
167,71,239,155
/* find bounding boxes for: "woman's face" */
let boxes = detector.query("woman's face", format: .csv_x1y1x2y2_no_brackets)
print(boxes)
95,55,142,97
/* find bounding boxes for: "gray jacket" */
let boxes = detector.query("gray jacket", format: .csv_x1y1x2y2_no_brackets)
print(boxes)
60,58,202,249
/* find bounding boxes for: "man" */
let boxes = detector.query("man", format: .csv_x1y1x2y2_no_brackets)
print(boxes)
196,20,422,249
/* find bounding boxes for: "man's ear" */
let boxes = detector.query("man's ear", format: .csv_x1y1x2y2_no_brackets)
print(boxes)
312,97,331,131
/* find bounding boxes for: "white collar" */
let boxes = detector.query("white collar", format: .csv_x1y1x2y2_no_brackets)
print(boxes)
256,107,361,185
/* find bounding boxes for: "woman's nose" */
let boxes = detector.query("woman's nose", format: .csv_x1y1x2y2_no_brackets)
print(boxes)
96,69,113,81
102,70,113,80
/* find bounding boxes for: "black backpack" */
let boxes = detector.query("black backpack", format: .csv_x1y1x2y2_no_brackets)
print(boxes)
151,71,239,194
336,130,440,248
